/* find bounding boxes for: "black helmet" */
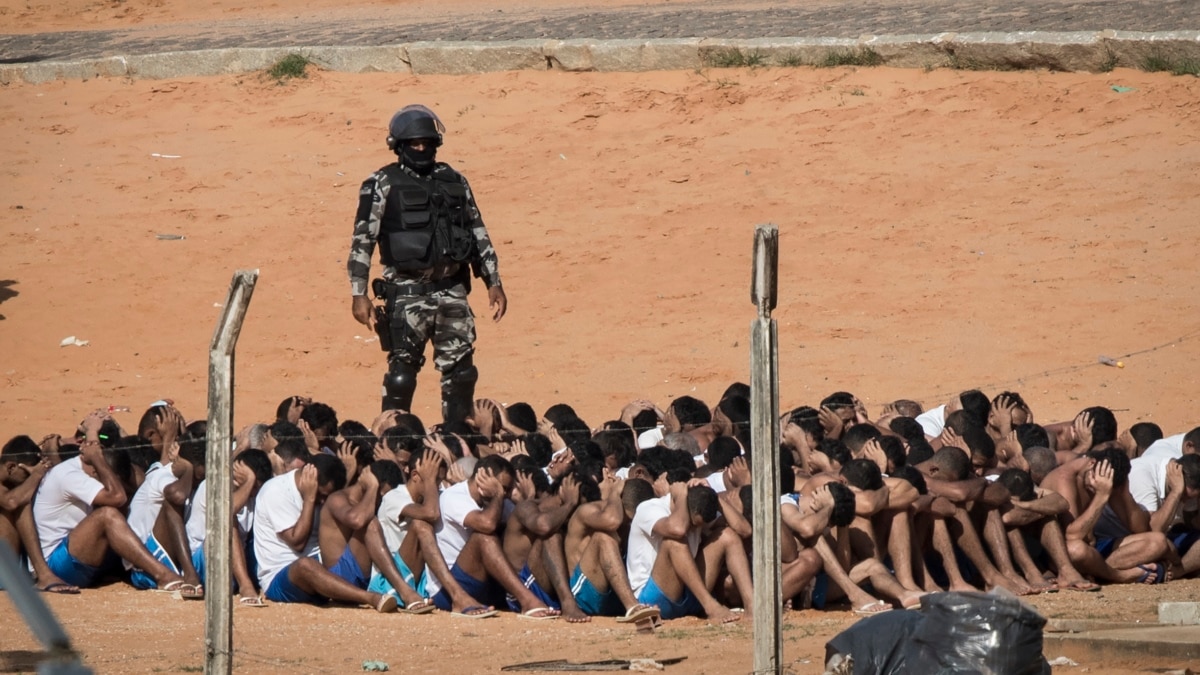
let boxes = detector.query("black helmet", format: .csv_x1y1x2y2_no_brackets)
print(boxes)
386,105,445,151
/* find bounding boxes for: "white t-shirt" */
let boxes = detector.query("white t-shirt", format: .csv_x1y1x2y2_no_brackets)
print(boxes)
427,481,479,595
125,464,178,569
1130,434,1186,512
253,470,319,590
33,457,104,558
637,427,665,450
626,494,699,596
377,486,415,554
186,479,254,554
707,472,727,494
916,405,947,438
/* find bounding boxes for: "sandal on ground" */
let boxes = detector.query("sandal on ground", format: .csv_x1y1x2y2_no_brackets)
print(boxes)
400,597,437,615
375,593,399,613
616,603,661,624
853,600,892,617
238,595,267,607
39,582,81,595
518,606,560,621
450,604,499,619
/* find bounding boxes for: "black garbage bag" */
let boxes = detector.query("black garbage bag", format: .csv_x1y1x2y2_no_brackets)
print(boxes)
823,591,1050,675
823,609,924,675
905,591,1050,675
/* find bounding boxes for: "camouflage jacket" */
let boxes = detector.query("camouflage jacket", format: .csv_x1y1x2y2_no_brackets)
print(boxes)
346,161,501,296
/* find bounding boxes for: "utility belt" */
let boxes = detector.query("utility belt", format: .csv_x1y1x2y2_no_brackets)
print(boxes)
371,272,465,302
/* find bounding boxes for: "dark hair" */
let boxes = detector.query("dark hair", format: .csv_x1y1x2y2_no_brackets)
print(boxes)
716,395,750,428
997,468,1036,501
441,420,484,459
473,454,515,481
891,465,927,495
993,391,1030,412
56,443,81,462
669,396,711,429
686,485,719,523
622,478,655,516
817,438,850,469
184,420,207,441
943,410,974,436
1086,447,1130,488
238,449,273,486
889,417,925,444
392,413,427,438
1,435,40,464
840,459,883,491
842,424,882,455
721,382,751,403
706,437,741,471
574,469,602,504
569,439,604,466
1178,455,1200,492
665,467,694,485
338,419,374,444
878,435,906,470
1015,423,1050,451
892,400,923,418
592,429,636,468
778,446,796,494
383,425,425,455
268,421,303,444
520,432,554,468
958,390,991,428
136,405,167,439
310,453,347,492
179,435,207,467
300,402,339,439
787,406,825,443
103,444,133,487
274,438,308,465
630,409,660,435
98,418,124,449
117,435,157,472
1129,422,1164,452
504,402,538,435
828,482,857,527
1185,427,1200,453
637,446,669,480
738,485,754,523
961,425,996,461
1082,407,1118,447
371,460,404,490
513,455,551,495
820,392,855,412
930,446,971,481
906,437,935,466
275,396,300,424
544,403,578,428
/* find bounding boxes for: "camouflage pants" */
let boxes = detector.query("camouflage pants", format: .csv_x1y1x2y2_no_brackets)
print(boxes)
384,284,476,373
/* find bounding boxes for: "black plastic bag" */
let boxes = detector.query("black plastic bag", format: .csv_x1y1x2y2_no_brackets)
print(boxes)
824,609,924,675
905,591,1050,675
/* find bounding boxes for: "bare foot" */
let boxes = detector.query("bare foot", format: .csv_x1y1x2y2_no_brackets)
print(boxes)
706,606,742,625
561,605,592,623
35,572,79,594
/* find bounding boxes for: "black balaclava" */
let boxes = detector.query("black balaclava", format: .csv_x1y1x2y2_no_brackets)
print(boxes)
400,143,437,175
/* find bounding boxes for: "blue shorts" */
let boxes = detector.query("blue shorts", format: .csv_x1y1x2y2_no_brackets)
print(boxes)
636,577,703,620
327,546,368,590
570,564,621,617
46,539,102,589
505,563,560,613
1095,537,1118,558
264,559,322,604
367,552,429,605
432,563,498,611
129,534,181,590
1169,526,1200,557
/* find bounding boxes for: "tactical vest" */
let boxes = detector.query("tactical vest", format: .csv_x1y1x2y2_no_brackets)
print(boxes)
377,164,476,271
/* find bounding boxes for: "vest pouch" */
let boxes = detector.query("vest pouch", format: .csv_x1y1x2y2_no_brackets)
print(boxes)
398,189,432,230
382,229,433,269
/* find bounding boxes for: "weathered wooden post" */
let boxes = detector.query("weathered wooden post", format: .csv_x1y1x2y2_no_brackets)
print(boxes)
205,269,258,675
750,225,782,674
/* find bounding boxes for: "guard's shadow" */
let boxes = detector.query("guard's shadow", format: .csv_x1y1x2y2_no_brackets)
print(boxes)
0,280,17,320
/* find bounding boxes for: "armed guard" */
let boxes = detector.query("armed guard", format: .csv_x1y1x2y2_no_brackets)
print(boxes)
347,104,508,425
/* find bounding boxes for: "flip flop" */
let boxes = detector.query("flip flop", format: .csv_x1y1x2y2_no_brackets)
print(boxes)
39,582,81,595
450,604,499,619
157,580,202,599
616,604,660,624
238,595,267,607
518,607,560,621
853,600,892,617
400,598,437,615
375,593,399,613
1136,562,1168,585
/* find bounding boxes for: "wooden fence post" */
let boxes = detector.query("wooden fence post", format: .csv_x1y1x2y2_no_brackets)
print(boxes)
750,225,782,674
205,269,258,675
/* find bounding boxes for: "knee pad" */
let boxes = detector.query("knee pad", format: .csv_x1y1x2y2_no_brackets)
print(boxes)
382,361,420,412
441,356,478,425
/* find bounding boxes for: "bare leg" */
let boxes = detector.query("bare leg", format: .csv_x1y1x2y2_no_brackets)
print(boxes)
949,508,1024,594
10,506,74,591
539,532,589,622
589,532,641,611
67,506,185,587
455,532,553,614
980,510,1035,594
813,536,882,608
152,506,201,586
286,556,386,608
650,538,739,624
698,526,754,613
1067,532,1170,584
885,510,920,592
931,518,975,592
364,519,425,606
911,513,942,592
230,532,258,600
405,520,490,613
781,549,822,600
848,558,923,608
1037,520,1095,590
1006,526,1056,591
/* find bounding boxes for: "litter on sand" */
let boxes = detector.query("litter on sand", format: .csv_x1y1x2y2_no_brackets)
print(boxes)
361,660,389,672
501,656,687,672
59,336,89,347
156,233,186,240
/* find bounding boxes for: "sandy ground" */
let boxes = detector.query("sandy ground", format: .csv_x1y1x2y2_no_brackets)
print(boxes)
3,2,1200,672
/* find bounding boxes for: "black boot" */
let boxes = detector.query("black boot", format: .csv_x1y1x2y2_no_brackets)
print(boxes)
382,361,419,412
441,355,478,426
